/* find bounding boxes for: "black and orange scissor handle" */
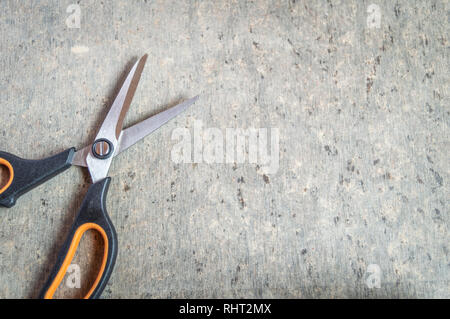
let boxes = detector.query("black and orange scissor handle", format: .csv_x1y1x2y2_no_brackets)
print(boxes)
0,53,198,299
0,148,75,208
39,178,118,299
0,150,117,298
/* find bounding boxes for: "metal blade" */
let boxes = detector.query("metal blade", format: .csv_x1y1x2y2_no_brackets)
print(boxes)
72,96,199,167
117,95,198,154
85,54,148,183
95,54,148,145
114,54,148,139
72,146,90,167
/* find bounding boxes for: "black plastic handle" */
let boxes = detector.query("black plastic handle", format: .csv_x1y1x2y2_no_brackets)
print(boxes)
0,148,75,208
39,178,118,299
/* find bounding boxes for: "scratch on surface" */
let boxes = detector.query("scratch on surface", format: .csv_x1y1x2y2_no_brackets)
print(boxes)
71,45,89,54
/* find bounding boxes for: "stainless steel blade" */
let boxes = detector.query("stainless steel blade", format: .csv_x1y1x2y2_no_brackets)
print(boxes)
72,146,90,167
85,54,148,182
72,96,199,168
117,95,198,154
114,54,148,139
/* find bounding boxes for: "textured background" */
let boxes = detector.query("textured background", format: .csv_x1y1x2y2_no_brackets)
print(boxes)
0,0,448,298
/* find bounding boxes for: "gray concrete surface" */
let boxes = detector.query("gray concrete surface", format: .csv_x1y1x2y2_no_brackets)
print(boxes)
0,0,448,298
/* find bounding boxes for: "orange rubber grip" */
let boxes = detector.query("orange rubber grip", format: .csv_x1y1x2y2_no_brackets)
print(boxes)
43,223,109,299
0,158,14,195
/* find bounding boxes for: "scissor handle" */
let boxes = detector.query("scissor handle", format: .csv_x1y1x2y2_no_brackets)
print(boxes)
0,148,75,208
39,177,118,299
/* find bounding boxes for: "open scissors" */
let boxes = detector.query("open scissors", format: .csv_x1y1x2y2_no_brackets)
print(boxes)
0,54,198,298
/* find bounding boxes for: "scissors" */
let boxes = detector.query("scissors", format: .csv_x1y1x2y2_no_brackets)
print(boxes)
0,54,198,298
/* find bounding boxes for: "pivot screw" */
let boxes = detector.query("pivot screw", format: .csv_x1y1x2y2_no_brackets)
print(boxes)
92,139,114,159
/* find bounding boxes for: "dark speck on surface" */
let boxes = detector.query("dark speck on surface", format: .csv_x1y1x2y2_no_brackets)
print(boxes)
237,188,245,209
430,168,443,186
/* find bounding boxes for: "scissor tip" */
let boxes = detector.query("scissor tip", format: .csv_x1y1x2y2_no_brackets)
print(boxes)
181,96,199,110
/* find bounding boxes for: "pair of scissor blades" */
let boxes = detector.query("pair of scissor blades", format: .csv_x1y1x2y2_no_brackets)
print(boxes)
0,54,198,298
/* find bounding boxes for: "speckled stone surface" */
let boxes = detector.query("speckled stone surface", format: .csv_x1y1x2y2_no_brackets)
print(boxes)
0,0,448,298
